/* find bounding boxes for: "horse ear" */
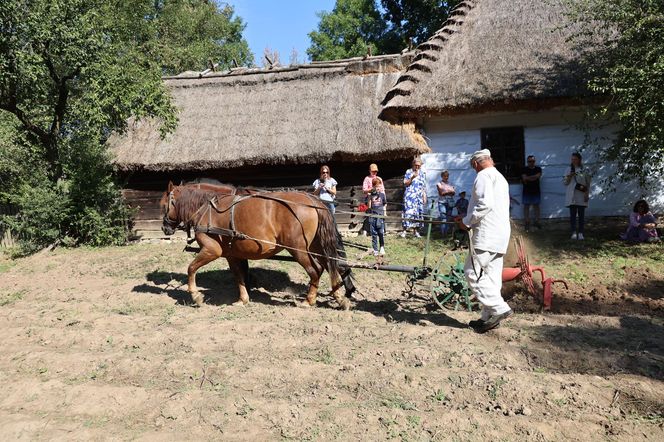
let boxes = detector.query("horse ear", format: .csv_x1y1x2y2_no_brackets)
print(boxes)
167,181,174,192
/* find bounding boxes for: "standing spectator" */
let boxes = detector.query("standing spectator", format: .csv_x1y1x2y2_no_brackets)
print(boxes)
455,191,469,218
621,200,660,243
521,155,542,231
436,170,456,235
312,165,337,216
400,158,427,238
367,178,387,256
563,152,591,240
362,163,384,196
453,190,470,242
361,164,385,235
455,149,512,333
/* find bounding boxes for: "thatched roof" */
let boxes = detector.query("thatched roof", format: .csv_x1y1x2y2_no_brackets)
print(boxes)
109,54,428,172
380,0,593,121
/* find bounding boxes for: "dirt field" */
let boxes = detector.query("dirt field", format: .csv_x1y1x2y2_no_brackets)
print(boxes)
1,233,663,441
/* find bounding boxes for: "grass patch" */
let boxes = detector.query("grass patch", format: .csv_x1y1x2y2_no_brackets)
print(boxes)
430,388,447,403
88,362,108,381
0,259,15,274
0,289,26,306
83,416,110,428
488,378,507,401
406,414,421,428
311,346,335,365
380,393,418,411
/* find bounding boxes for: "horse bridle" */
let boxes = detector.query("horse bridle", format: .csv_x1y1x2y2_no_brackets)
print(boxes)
163,191,181,229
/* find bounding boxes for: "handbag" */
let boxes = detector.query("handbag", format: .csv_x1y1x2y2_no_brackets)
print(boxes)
574,174,587,192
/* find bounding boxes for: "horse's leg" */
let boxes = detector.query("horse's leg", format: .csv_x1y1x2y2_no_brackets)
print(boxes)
227,256,250,306
329,270,351,311
241,259,250,291
289,250,323,307
188,235,222,307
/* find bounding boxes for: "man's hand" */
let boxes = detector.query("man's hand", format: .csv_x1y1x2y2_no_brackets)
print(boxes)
454,216,469,231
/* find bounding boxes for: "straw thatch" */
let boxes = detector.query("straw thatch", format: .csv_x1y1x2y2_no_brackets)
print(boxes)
109,54,428,172
380,0,593,121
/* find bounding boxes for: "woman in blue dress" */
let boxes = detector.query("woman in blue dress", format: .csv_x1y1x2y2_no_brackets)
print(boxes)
399,158,427,238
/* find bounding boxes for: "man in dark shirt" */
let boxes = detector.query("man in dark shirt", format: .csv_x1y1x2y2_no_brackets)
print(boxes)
521,155,542,231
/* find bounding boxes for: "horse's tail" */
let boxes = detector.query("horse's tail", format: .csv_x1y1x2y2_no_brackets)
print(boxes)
316,205,356,297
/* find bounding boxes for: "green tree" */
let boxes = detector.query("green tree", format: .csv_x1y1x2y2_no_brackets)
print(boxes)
0,0,252,249
307,0,461,61
567,0,664,185
380,1,461,53
307,0,385,61
123,0,253,75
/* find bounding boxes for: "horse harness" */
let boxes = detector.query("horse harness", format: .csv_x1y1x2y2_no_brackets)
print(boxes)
187,194,248,246
182,191,328,247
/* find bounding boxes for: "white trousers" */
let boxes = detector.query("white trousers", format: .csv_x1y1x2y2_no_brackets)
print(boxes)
464,249,511,320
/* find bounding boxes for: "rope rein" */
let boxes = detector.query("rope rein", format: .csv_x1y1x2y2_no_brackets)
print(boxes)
169,189,457,268
179,191,356,266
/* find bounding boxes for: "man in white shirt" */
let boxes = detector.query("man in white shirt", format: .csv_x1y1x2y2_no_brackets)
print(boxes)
456,149,513,333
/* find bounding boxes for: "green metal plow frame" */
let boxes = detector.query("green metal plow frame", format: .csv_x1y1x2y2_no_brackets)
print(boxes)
430,253,475,312
403,203,476,312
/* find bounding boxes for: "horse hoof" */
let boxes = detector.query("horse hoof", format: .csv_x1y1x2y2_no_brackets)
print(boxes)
191,292,204,307
298,301,314,308
340,299,352,311
232,300,247,307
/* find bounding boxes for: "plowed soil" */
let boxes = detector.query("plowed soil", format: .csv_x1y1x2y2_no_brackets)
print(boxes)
0,239,663,441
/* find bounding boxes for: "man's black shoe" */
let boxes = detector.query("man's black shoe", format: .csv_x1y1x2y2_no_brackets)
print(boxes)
468,318,486,329
473,310,513,334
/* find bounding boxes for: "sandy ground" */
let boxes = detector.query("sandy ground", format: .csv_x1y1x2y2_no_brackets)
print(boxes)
0,242,663,441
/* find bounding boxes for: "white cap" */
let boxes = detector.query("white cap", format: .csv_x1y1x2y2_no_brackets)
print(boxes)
470,149,491,162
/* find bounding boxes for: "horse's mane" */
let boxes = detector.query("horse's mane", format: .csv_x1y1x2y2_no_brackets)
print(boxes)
183,180,262,195
175,187,219,223
183,179,235,190
184,178,225,186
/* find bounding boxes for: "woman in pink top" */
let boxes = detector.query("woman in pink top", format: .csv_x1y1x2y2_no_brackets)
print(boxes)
436,170,456,235
363,163,385,196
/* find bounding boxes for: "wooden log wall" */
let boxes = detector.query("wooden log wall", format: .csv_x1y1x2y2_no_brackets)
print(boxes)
118,160,413,239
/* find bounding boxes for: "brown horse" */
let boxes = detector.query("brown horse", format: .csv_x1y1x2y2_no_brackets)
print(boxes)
160,182,354,309
178,181,257,288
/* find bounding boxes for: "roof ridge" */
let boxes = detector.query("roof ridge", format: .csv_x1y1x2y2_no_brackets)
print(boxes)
164,53,409,81
379,0,476,111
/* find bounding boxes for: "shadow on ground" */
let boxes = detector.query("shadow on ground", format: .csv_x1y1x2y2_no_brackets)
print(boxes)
133,268,310,307
522,316,664,381
351,293,469,329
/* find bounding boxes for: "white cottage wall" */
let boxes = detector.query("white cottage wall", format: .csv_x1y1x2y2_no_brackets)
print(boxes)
420,108,664,220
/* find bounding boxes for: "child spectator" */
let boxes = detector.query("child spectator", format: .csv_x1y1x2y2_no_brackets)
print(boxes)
360,163,385,235
621,199,660,243
455,191,469,218
436,170,456,235
367,177,387,256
